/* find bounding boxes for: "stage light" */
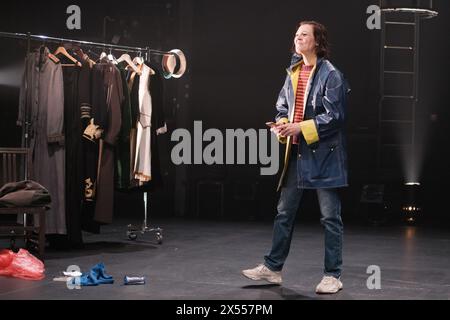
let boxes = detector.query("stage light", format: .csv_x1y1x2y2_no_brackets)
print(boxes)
402,182,421,224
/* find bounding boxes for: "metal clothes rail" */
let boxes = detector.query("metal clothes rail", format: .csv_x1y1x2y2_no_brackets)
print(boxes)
0,31,174,59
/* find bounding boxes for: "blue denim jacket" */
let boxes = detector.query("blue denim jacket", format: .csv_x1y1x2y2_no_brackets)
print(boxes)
275,54,350,190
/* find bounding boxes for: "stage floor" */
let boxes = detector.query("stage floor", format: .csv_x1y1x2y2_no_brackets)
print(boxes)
0,218,449,300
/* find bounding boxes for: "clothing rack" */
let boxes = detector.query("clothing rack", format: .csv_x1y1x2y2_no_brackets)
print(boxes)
0,31,174,59
0,31,173,244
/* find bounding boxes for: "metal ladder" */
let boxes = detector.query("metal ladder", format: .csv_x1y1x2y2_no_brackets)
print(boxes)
377,0,437,181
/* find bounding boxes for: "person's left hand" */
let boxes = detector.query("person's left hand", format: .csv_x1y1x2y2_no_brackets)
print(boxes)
278,123,301,137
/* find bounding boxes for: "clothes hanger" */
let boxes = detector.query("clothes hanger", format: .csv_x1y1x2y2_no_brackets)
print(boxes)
54,43,82,67
99,46,108,62
107,47,117,64
72,45,83,58
37,41,59,65
36,42,49,67
79,47,96,68
133,51,144,66
116,52,141,75
87,47,100,59
98,47,116,63
72,45,90,62
132,54,145,76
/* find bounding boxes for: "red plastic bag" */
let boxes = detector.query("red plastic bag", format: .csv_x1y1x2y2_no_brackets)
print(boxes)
0,249,45,280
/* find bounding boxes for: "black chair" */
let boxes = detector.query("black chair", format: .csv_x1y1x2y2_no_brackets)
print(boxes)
196,165,227,219
0,148,47,258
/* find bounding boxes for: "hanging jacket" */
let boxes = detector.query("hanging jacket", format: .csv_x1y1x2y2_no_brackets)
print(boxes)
93,62,123,225
18,47,66,234
115,62,133,189
128,61,166,192
134,63,153,183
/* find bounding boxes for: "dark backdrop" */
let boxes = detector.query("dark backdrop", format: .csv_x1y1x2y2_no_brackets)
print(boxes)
0,0,448,226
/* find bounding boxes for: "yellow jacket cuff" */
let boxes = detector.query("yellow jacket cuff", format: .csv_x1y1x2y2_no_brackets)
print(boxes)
300,119,319,145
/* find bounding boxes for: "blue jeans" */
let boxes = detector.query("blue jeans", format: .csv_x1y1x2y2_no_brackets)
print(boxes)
264,150,344,278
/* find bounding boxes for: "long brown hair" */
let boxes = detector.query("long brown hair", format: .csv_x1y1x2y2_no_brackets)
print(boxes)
292,21,330,59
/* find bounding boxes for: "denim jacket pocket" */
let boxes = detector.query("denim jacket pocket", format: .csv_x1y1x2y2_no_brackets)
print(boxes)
310,143,340,180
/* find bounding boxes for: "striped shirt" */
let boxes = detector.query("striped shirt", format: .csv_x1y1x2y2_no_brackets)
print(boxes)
293,64,313,144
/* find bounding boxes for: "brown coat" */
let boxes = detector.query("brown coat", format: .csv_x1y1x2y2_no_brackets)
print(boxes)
94,62,123,224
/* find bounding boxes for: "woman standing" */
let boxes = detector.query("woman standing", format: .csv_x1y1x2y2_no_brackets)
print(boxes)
242,21,350,294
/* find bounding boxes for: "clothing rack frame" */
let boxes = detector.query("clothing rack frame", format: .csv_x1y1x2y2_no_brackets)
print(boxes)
0,31,169,244
0,31,174,59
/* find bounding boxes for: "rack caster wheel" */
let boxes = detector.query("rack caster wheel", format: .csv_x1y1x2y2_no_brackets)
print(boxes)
25,239,37,252
127,231,137,241
156,233,163,244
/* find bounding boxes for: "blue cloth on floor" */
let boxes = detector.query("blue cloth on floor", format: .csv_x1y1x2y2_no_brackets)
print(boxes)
79,263,114,286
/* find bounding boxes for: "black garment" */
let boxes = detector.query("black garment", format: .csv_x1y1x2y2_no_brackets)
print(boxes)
90,63,109,133
147,61,166,132
78,58,95,213
127,70,139,188
80,61,123,229
115,62,132,189
80,60,101,234
127,70,140,129
82,63,105,205
62,65,83,247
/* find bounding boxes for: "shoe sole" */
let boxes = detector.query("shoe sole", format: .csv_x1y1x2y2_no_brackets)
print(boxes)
241,271,282,284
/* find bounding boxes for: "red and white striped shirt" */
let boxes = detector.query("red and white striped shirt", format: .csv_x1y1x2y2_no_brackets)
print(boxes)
293,64,314,144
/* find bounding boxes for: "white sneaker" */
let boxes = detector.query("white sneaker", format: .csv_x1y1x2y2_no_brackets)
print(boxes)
242,264,282,284
315,276,343,294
